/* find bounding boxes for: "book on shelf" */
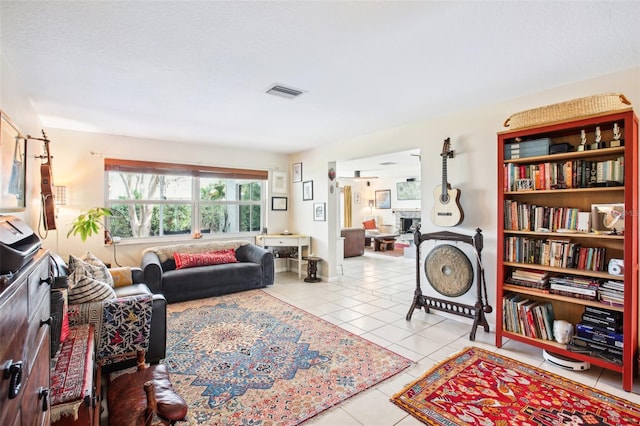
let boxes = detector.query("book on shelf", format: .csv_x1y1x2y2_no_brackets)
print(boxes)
584,305,623,320
581,313,622,333
568,336,623,364
503,294,555,340
576,323,623,348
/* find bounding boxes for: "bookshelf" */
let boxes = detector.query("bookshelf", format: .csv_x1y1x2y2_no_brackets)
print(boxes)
496,109,638,391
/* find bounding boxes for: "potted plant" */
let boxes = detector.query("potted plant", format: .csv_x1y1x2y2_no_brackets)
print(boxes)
67,207,113,242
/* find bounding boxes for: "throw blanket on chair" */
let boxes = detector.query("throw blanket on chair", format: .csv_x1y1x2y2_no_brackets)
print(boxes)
68,294,153,366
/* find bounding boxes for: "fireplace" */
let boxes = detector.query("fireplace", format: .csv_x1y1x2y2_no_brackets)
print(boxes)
400,218,421,233
394,209,421,234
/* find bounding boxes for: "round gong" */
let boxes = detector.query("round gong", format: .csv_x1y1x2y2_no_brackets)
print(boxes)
424,244,473,297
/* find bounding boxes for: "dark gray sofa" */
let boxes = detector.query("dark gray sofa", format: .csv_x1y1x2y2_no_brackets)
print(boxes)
141,241,274,303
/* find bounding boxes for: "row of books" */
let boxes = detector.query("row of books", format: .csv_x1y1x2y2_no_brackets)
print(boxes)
598,280,624,308
504,236,606,271
506,268,550,290
548,276,601,301
504,138,551,160
503,200,590,232
503,293,555,340
503,157,624,192
568,306,623,364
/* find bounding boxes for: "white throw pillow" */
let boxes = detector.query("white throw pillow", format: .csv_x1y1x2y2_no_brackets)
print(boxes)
68,252,114,287
68,263,116,304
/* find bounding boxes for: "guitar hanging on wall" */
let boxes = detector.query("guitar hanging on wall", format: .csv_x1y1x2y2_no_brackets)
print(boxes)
431,137,464,227
31,130,57,231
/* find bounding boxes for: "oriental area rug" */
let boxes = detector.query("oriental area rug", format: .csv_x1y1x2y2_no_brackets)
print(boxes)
391,346,640,425
164,290,412,425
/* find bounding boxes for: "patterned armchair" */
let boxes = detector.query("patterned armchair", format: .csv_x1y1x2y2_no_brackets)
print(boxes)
49,253,167,369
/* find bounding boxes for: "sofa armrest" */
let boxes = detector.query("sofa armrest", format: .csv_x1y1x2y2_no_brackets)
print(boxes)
141,252,163,294
236,244,274,286
130,267,144,284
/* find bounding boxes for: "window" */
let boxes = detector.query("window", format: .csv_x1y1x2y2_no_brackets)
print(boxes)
105,159,267,240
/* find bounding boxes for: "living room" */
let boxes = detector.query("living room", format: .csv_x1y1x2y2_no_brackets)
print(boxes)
2,2,640,425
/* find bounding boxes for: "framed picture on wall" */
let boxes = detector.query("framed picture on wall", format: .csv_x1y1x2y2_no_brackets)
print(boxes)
272,196,288,211
292,162,302,183
375,189,391,209
313,203,326,221
272,171,287,194
0,111,27,212
303,180,313,201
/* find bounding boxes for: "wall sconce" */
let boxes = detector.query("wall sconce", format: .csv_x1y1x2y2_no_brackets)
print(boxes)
368,199,374,213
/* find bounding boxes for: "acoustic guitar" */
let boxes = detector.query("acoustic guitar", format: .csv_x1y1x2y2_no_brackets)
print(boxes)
431,137,464,227
39,130,57,230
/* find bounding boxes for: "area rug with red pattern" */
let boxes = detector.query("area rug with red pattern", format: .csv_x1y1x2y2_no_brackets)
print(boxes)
391,346,640,425
164,290,412,425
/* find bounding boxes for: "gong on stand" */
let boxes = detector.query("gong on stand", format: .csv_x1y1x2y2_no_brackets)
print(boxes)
406,226,492,341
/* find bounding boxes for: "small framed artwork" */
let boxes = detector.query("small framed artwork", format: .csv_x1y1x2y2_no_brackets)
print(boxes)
272,171,287,194
303,180,313,201
313,202,326,221
375,189,391,209
292,162,302,183
272,196,288,211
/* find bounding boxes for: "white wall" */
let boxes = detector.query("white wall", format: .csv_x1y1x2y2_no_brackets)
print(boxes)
0,53,44,225
30,128,290,264
290,66,640,329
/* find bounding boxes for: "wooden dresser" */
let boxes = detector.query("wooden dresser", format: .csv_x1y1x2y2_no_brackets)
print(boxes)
1,249,51,426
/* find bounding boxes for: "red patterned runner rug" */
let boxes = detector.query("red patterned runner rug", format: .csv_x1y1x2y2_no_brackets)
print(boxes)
165,290,412,425
391,346,640,425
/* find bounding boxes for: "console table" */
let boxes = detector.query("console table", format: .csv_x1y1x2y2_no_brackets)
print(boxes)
255,234,310,279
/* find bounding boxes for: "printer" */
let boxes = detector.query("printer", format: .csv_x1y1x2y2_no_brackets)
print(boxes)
0,215,42,275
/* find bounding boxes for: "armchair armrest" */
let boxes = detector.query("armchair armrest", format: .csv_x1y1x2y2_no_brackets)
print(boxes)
68,293,153,365
141,252,163,294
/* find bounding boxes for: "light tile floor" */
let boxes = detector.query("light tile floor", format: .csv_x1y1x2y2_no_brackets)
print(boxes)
263,250,640,426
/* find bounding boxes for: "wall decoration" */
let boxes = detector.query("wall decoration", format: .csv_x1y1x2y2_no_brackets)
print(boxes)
313,202,326,221
396,181,421,200
271,196,288,211
354,192,361,204
272,171,287,194
303,180,313,201
375,189,391,209
328,167,336,181
0,112,27,211
293,162,302,183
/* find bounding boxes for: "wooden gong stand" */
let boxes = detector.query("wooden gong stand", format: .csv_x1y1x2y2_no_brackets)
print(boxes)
406,226,492,340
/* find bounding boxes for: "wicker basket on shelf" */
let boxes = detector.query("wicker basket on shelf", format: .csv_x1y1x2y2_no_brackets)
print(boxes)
504,93,632,130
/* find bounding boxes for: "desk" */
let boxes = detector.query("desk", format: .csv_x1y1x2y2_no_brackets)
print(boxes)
256,234,310,279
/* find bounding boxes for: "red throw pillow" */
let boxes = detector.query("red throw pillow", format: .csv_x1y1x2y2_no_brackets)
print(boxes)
174,249,238,269
362,219,377,230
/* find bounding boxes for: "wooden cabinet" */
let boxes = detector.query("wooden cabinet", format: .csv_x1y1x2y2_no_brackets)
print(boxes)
0,249,51,426
496,109,638,391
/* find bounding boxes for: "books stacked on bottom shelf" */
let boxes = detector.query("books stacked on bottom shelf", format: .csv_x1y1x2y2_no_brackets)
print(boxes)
549,276,600,301
568,306,623,365
506,269,550,290
503,293,555,341
598,280,624,308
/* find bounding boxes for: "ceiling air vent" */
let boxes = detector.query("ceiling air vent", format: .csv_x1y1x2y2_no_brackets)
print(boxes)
266,84,305,100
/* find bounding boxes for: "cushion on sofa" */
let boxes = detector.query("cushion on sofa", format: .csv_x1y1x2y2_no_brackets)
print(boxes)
68,263,117,304
69,253,114,287
109,267,134,287
143,240,249,270
174,249,238,269
362,219,377,229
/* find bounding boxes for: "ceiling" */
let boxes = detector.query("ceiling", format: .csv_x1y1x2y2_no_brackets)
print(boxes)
1,2,639,154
